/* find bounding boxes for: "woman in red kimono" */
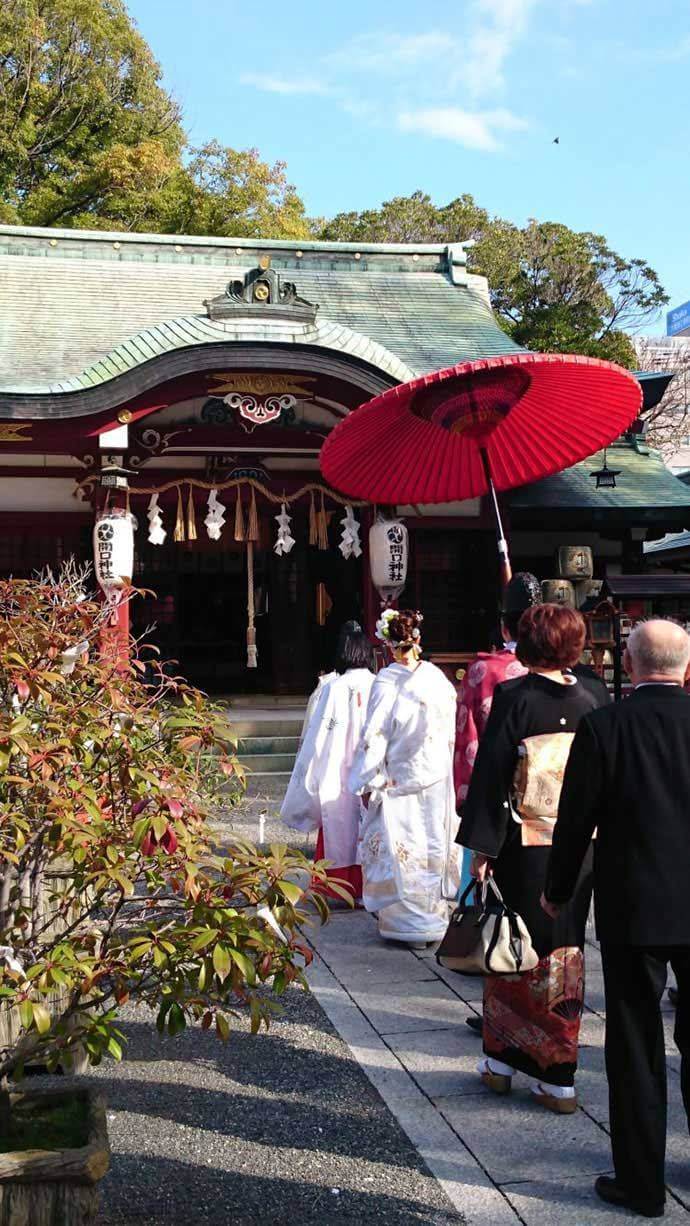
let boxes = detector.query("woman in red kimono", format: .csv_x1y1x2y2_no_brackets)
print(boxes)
454,573,542,812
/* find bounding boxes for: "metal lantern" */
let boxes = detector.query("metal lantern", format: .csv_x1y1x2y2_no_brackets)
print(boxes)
586,599,617,648
556,546,593,580
590,450,621,489
369,519,408,604
93,509,134,593
541,579,576,608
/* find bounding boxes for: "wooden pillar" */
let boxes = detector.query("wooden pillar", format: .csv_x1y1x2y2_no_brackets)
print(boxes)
100,594,130,672
361,507,379,638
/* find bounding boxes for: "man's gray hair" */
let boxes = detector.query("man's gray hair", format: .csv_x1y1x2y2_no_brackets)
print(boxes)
627,619,690,676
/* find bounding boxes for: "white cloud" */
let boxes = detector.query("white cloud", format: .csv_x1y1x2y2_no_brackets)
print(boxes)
398,106,528,151
326,30,452,72
239,73,331,96
463,0,539,98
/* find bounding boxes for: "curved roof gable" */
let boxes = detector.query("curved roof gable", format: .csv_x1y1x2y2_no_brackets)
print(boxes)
0,225,519,400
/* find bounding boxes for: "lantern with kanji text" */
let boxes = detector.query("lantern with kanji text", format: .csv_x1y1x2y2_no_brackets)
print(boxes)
369,518,408,605
93,508,135,594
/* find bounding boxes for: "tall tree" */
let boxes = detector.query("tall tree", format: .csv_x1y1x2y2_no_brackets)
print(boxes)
145,142,310,240
319,190,488,245
0,1,310,238
316,196,667,367
473,220,667,367
0,0,184,229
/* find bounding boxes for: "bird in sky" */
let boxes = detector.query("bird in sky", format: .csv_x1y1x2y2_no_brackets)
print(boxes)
553,136,560,144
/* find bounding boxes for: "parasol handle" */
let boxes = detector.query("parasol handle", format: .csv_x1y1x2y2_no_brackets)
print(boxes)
481,450,512,591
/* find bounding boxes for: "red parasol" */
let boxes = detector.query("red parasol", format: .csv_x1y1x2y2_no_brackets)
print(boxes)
320,352,642,585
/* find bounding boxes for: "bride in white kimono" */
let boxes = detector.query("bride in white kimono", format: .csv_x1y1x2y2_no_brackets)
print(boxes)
281,629,375,900
349,610,459,945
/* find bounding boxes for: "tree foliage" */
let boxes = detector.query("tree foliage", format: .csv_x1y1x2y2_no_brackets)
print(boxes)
318,190,488,246
0,0,309,237
0,568,336,1084
0,0,184,229
142,142,310,240
317,195,667,367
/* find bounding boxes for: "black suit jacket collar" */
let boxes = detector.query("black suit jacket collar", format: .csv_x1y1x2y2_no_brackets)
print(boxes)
629,683,688,703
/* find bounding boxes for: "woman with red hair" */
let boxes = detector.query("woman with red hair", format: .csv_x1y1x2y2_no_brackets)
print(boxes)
458,604,608,1112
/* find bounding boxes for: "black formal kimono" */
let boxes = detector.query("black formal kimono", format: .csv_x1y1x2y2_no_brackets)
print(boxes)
459,672,605,1087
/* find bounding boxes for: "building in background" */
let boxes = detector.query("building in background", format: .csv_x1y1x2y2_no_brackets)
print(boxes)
0,223,689,694
635,336,690,478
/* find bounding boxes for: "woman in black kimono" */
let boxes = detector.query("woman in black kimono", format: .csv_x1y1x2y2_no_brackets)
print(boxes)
459,604,608,1113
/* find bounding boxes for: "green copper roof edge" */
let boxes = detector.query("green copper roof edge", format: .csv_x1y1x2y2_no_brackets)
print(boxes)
0,222,454,260
0,313,415,396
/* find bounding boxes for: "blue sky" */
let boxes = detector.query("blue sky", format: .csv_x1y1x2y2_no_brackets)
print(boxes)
127,0,690,331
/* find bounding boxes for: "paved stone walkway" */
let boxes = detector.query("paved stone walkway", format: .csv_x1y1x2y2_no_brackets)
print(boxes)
309,909,690,1225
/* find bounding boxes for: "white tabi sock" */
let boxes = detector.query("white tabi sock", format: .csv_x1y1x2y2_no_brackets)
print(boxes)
478,1056,515,1077
528,1079,575,1099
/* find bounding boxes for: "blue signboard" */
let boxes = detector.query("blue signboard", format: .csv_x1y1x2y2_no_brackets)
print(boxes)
667,301,690,336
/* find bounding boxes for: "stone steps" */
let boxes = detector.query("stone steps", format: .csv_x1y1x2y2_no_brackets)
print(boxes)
231,719,304,740
240,752,297,774
228,702,306,804
236,735,300,755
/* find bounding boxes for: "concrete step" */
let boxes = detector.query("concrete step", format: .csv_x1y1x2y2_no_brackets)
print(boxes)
224,694,309,709
229,718,304,740
237,735,300,755
239,752,296,774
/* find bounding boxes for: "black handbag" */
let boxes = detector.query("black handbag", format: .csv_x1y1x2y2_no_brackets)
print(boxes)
436,878,539,976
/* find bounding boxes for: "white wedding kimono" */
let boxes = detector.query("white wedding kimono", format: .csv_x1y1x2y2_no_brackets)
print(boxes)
299,671,336,744
349,660,459,943
281,668,375,871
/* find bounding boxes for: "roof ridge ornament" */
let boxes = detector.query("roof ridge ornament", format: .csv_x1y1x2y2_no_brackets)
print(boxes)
204,263,318,323
446,240,476,286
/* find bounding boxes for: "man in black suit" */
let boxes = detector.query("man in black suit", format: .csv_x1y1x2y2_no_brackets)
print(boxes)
542,619,690,1219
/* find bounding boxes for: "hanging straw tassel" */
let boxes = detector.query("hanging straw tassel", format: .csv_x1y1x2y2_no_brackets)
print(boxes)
234,488,246,542
246,541,257,668
247,487,259,542
309,491,318,546
174,486,185,542
186,485,198,542
317,491,329,550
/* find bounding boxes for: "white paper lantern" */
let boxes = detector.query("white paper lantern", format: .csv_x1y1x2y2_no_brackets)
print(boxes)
369,519,408,604
93,510,134,593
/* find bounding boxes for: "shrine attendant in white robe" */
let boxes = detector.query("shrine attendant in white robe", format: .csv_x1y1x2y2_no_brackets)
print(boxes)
349,610,459,946
281,629,375,901
298,620,363,744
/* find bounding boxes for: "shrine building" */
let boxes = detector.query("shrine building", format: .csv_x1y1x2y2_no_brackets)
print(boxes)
0,222,689,694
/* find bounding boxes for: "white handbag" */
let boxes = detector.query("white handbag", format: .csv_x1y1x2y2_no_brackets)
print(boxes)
436,878,539,976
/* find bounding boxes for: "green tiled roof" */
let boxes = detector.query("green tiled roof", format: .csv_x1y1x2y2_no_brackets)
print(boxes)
508,439,690,512
0,225,519,394
644,530,690,555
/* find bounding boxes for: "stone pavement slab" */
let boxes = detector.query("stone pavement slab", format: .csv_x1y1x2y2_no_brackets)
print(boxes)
346,980,469,1036
503,1175,690,1225
436,1092,612,1184
309,907,690,1226
386,1026,488,1099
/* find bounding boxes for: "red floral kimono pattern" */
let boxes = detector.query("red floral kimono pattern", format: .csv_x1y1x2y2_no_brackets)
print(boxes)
454,651,527,809
483,947,585,1077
